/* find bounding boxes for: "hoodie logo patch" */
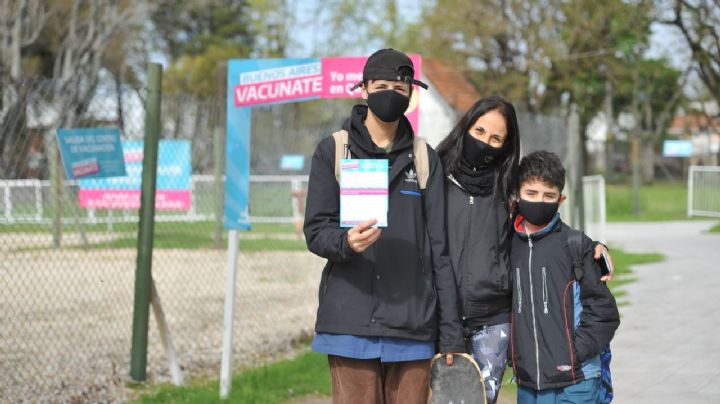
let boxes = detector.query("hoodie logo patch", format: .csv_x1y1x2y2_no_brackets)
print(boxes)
557,365,572,372
405,168,417,184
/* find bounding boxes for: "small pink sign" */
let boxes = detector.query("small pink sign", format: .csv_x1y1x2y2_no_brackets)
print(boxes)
340,161,360,169
340,188,389,195
71,158,99,178
79,190,192,210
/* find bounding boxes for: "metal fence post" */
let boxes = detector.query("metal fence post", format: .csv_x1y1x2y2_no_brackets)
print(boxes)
213,127,225,248
3,182,11,223
130,63,162,382
214,61,227,249
631,136,641,216
687,165,694,218
566,105,584,229
48,135,63,247
34,181,42,221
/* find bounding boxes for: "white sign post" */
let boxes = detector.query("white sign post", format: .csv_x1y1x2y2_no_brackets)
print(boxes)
219,230,240,399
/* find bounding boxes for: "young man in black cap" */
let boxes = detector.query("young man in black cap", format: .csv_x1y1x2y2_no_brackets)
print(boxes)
303,49,465,403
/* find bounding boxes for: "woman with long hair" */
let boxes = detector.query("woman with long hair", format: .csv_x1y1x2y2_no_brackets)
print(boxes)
436,96,611,403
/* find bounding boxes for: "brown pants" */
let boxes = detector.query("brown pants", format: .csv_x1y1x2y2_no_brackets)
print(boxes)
328,355,430,404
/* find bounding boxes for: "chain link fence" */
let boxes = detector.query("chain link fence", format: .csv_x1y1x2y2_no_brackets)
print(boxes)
0,76,607,401
0,77,357,402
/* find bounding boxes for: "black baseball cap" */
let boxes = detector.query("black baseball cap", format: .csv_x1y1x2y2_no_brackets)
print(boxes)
350,48,429,91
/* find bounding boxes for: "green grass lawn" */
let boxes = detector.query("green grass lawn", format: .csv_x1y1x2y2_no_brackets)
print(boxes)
135,248,662,404
710,222,720,233
606,182,690,221
6,221,306,252
87,234,307,251
605,248,664,300
135,350,330,404
85,221,304,251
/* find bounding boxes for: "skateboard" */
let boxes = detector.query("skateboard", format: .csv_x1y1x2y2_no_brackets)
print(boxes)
428,353,487,404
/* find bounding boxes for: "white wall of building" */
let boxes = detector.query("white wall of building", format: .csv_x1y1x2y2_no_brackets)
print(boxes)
418,73,459,148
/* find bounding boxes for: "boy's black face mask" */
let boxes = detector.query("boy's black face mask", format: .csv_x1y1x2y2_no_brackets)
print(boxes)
367,90,409,123
518,198,559,226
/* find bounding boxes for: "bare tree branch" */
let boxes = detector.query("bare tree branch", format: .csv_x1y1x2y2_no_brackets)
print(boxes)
665,0,720,106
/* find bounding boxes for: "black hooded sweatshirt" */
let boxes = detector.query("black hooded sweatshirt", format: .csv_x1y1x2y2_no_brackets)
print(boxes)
303,105,465,354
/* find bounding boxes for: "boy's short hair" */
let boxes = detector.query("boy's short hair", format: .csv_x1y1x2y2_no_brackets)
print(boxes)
519,151,566,192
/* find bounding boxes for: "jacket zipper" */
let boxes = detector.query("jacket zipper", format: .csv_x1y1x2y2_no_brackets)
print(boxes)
527,236,541,389
458,191,474,320
469,195,474,205
516,267,522,313
542,267,549,314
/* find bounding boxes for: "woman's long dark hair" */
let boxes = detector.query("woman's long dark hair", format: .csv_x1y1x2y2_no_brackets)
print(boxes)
436,95,520,202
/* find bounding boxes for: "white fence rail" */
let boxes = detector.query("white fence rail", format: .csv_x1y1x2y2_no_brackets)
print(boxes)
559,175,607,243
1,174,607,238
0,175,309,225
688,166,720,218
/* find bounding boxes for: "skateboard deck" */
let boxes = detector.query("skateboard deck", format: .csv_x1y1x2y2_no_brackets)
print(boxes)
428,353,487,404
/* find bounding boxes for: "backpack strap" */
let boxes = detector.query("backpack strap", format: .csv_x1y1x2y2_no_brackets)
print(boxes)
566,228,585,281
331,130,349,183
332,130,429,190
412,138,429,190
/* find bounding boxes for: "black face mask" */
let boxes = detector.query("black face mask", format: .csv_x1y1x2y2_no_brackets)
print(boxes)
367,90,410,123
518,198,560,226
461,132,507,168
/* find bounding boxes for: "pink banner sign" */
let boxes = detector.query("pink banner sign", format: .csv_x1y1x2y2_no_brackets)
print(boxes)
229,55,422,131
321,55,422,133
340,188,389,195
321,55,422,99
79,190,192,210
321,57,366,98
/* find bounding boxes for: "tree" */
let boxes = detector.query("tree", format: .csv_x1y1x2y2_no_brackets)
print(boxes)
247,0,298,57
151,0,254,96
663,0,720,106
415,0,557,107
415,1,637,172
0,0,151,178
0,0,47,177
151,0,254,61
663,0,720,162
414,0,654,115
615,57,687,181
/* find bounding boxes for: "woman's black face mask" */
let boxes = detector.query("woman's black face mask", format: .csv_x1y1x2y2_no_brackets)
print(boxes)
462,132,507,168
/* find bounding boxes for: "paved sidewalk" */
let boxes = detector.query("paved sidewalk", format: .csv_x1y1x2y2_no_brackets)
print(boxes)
606,221,720,403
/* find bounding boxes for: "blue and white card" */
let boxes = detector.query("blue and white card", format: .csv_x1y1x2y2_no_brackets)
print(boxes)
339,159,388,227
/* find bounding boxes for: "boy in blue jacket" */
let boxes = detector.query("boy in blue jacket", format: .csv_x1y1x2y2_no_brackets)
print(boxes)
510,151,620,403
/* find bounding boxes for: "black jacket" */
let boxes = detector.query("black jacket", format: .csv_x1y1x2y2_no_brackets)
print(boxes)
303,105,465,353
445,176,512,329
510,215,620,390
